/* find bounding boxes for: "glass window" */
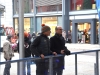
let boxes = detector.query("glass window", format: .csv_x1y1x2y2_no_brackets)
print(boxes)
14,18,31,33
70,0,96,11
57,16,62,27
13,0,33,14
30,18,34,34
58,4,62,11
37,6,42,12
14,18,19,33
36,17,42,33
37,4,62,13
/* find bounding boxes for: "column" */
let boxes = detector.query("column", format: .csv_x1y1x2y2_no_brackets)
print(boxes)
30,18,34,35
91,19,96,44
33,0,37,33
72,22,78,43
62,0,70,34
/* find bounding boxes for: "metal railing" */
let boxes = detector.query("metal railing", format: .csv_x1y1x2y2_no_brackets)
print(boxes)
0,49,100,75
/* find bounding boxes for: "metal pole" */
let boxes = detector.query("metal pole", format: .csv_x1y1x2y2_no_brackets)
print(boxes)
17,62,20,75
49,57,53,75
0,11,1,72
75,54,77,75
18,0,25,75
99,21,100,44
96,51,99,75
33,0,37,33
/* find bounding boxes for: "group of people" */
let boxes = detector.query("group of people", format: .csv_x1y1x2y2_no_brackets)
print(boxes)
3,25,70,75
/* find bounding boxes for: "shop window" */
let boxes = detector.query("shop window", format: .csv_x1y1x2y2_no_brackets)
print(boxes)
14,18,30,33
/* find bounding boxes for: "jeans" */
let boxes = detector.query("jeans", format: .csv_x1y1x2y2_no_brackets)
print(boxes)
3,60,11,75
24,60,31,75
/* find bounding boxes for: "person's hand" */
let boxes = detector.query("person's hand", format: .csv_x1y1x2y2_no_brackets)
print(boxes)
53,52,57,56
61,50,65,54
40,54,44,59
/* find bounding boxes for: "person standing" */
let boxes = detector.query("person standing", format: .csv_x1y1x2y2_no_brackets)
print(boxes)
17,32,32,75
78,31,82,43
31,26,57,75
62,30,67,42
50,26,70,75
67,30,72,43
3,35,14,75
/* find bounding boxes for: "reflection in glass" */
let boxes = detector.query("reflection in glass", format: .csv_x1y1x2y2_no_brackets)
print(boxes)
70,0,96,11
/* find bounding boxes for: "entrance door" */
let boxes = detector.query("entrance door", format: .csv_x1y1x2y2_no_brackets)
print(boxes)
72,19,97,44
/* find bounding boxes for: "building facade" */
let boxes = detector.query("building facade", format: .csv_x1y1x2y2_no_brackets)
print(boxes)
13,0,98,44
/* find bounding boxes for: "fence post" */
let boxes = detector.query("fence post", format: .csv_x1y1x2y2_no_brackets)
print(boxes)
94,63,97,75
49,57,53,75
75,54,77,75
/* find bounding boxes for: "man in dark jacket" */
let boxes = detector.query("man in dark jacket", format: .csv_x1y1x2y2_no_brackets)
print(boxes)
17,33,32,75
50,26,70,75
31,26,57,75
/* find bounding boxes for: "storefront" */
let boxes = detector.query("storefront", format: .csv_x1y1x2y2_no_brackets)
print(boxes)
14,18,31,33
42,17,57,36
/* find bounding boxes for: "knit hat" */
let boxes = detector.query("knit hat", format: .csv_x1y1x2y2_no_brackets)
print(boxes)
42,26,50,33
41,24,45,27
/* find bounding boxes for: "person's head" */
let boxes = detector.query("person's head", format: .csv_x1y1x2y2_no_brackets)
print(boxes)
41,26,51,36
7,35,12,42
68,30,71,33
55,26,63,35
24,31,28,37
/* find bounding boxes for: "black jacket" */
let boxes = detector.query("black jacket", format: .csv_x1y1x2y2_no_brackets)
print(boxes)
30,34,52,57
50,33,70,69
50,33,70,55
17,37,32,57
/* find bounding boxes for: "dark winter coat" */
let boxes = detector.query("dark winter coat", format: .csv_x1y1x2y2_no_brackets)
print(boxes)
30,34,52,57
17,37,32,57
50,33,70,69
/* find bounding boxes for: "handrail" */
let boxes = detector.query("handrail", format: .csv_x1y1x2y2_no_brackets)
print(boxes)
0,49,100,65
0,49,100,75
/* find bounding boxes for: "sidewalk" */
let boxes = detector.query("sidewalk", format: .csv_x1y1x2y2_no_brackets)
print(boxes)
0,43,100,75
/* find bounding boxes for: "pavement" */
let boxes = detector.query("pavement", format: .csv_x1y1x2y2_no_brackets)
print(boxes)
0,43,100,75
